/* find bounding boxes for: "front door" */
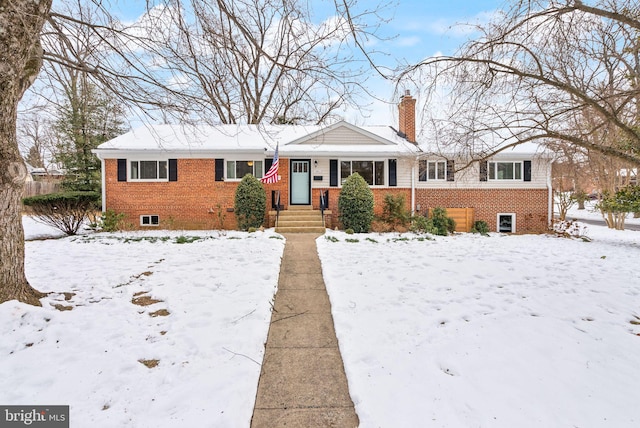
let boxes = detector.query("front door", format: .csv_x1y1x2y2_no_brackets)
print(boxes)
290,159,311,205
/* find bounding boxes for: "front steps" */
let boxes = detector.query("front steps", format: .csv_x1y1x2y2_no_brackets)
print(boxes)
274,205,327,233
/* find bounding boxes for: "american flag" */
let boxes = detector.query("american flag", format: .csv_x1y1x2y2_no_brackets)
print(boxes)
261,144,279,184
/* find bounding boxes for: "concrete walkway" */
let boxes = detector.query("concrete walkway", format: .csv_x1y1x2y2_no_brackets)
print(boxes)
251,233,359,428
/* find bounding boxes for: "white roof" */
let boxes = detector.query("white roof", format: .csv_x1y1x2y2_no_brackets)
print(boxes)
94,121,421,158
95,121,548,160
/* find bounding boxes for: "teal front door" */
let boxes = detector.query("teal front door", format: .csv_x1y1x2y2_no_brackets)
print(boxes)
290,160,311,205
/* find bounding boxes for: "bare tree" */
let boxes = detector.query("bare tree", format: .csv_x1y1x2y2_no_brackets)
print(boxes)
133,0,380,125
402,0,640,166
18,110,57,171
1,0,51,305
1,0,385,305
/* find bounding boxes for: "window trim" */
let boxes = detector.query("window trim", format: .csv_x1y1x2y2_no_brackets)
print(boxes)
140,214,160,227
130,160,168,182
225,160,264,180
488,161,523,181
497,213,516,233
339,159,385,186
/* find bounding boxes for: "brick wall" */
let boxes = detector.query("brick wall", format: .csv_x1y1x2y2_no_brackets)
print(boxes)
105,158,290,230
312,188,411,229
105,158,549,233
415,188,549,233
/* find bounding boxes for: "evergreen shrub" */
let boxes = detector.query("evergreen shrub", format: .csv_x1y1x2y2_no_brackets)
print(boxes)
429,207,456,236
380,194,410,228
92,209,125,232
338,173,374,233
234,174,266,230
470,220,490,236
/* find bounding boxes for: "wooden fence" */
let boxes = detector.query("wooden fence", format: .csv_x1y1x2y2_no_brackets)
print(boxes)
428,207,475,232
22,181,61,198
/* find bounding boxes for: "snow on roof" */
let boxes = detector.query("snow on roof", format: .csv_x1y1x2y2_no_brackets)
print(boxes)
94,122,420,157
95,121,547,159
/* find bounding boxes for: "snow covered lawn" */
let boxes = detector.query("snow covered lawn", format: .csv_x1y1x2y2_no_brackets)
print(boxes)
5,217,640,427
318,228,640,428
1,217,284,427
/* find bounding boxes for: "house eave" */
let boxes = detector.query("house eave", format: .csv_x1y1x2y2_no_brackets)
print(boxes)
93,148,266,160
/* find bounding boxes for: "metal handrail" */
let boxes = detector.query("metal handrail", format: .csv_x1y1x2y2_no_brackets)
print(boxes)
319,191,326,228
275,190,281,228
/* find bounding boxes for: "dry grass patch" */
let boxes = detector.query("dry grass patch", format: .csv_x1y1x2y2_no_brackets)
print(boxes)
149,309,170,317
138,359,159,368
131,292,163,307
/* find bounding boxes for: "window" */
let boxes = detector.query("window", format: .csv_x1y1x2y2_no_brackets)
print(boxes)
489,162,522,180
497,213,515,233
130,161,167,180
140,215,159,226
419,160,447,181
226,160,263,179
340,160,384,185
292,161,308,173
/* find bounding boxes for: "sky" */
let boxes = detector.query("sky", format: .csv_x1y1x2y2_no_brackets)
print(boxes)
339,0,506,124
17,0,509,160
103,0,507,127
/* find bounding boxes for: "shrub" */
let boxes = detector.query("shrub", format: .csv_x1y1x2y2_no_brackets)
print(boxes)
429,207,456,236
234,174,266,230
338,173,374,233
410,215,432,234
22,191,100,235
92,209,125,232
380,194,410,228
345,228,355,235
470,220,490,236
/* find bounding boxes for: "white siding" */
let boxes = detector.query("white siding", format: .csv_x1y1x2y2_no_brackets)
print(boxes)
415,157,550,189
298,126,389,146
309,156,414,188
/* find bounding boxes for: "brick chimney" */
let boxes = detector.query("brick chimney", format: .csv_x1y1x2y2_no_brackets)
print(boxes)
398,90,416,143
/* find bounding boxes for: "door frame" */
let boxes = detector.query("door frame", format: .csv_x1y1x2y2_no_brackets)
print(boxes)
289,159,311,205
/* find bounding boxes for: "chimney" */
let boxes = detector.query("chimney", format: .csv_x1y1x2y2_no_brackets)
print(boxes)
398,90,416,143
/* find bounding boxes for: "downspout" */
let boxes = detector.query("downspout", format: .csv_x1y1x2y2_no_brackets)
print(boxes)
100,157,106,213
547,158,554,227
411,158,416,215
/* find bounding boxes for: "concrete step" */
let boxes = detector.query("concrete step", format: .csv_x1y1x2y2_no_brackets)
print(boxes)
275,226,326,233
287,205,314,210
278,213,323,221
273,208,326,233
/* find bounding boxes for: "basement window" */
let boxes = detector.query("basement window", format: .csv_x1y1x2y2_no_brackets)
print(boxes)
140,215,160,226
497,213,515,233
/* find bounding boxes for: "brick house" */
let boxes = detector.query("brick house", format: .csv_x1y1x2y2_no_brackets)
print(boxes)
94,93,552,233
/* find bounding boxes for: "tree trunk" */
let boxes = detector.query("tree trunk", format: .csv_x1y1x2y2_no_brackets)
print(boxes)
0,0,52,305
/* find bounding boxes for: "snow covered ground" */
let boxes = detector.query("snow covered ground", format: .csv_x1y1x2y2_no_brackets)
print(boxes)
2,217,284,427
3,216,640,427
566,199,640,227
318,227,640,428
